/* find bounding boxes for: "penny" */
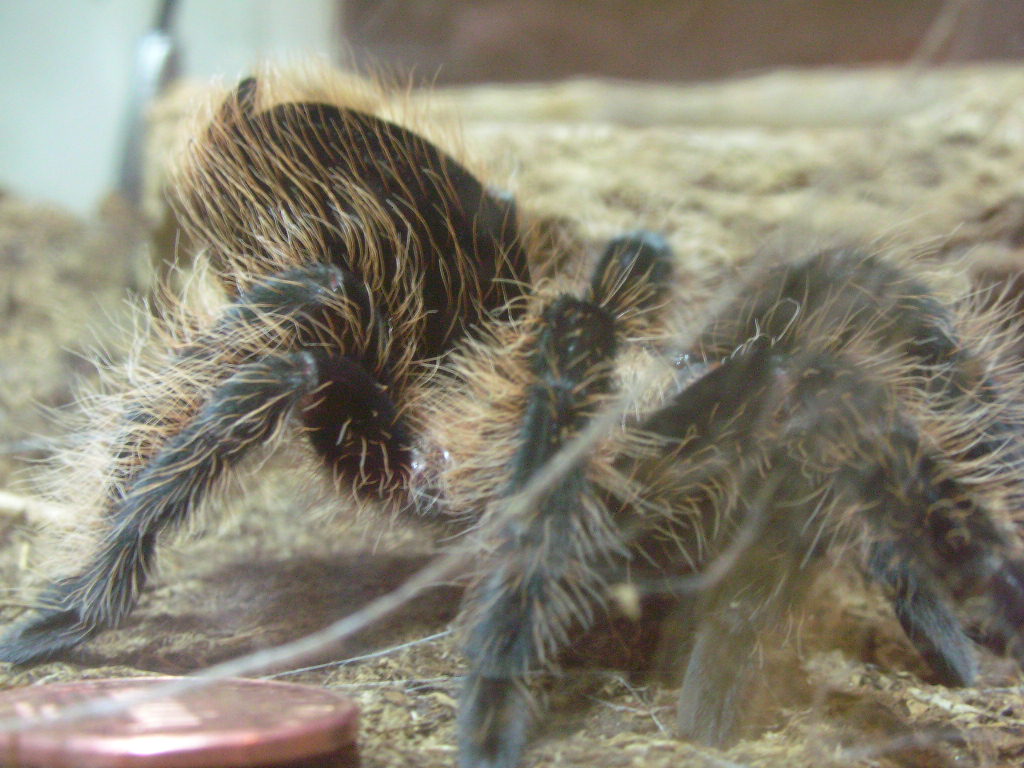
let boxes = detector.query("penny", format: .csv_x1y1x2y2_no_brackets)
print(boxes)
0,677,359,767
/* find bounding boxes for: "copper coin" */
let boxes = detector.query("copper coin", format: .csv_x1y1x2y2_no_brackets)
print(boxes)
0,677,359,767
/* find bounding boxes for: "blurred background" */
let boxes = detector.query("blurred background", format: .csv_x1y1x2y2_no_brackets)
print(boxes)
2,0,1024,216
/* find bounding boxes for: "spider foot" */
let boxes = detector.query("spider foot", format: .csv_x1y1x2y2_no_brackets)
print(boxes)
988,557,1024,665
869,544,978,687
675,616,753,748
895,587,978,687
457,675,532,768
0,579,101,665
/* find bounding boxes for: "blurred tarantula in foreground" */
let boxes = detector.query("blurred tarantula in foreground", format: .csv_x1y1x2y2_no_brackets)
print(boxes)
3,68,1024,768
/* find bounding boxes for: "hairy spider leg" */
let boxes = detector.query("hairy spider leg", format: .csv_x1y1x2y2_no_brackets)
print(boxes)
700,249,1024,686
0,353,320,663
642,341,1024,746
456,232,672,768
867,541,978,685
0,262,410,664
624,345,810,746
106,264,384,491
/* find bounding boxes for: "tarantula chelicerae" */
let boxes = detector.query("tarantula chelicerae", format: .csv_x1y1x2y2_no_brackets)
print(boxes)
3,69,1024,768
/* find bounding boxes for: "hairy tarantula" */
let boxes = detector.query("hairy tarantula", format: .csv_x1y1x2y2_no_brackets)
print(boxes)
3,69,1024,768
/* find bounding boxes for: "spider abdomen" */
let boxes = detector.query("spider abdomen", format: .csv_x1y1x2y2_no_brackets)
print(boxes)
175,80,529,360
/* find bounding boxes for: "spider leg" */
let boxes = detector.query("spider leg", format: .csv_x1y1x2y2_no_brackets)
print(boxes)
644,344,1024,745
847,415,1024,672
183,261,414,496
701,249,1024,685
674,494,810,746
72,262,393,556
636,347,816,746
0,352,321,664
0,261,410,664
867,542,977,686
178,262,384,363
457,232,672,768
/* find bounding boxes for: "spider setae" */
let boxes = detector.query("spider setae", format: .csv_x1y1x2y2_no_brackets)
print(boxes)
2,70,1024,768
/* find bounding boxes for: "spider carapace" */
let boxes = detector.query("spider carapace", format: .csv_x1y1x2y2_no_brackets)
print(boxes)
2,70,1024,768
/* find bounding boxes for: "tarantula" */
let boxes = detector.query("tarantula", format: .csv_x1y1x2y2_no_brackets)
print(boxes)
3,69,1024,768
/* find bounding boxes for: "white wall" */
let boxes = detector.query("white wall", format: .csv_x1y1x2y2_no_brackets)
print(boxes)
0,0,338,215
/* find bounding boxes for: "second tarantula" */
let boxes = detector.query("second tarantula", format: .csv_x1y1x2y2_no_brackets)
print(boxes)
3,69,1024,768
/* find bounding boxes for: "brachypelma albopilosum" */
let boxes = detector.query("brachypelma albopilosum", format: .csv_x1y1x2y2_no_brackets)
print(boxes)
2,68,1024,768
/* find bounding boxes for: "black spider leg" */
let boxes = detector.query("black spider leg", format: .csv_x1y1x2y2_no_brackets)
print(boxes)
867,541,978,685
457,232,672,768
0,264,406,665
880,290,1024,672
632,346,811,746
857,267,1013,685
846,397,1024,677
182,262,385,361
644,345,1024,746
706,249,1022,685
0,353,321,663
107,263,384,489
